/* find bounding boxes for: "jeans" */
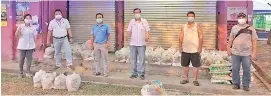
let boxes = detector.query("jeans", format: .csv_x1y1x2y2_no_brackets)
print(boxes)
93,43,108,74
130,45,146,76
231,54,251,88
53,37,72,67
19,49,34,74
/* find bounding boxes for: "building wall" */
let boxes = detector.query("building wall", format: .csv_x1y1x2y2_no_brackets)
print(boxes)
1,1,254,61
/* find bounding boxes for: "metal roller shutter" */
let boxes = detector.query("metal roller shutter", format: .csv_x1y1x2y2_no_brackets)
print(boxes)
69,1,116,52
124,0,217,50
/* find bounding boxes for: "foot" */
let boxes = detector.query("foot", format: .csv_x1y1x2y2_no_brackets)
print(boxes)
54,66,61,70
130,74,138,79
25,72,33,78
67,65,75,70
139,75,145,80
18,74,24,78
193,81,200,86
94,72,101,76
104,73,108,77
180,80,189,84
232,84,240,89
243,88,249,91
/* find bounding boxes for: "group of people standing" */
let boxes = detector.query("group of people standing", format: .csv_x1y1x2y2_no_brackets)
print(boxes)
15,8,257,91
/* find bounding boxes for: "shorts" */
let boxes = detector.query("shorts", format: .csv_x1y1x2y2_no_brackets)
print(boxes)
181,52,201,67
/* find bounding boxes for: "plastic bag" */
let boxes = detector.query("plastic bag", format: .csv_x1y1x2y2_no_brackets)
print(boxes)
66,72,81,91
161,47,176,65
81,40,92,50
33,70,46,88
44,47,55,59
81,50,94,60
147,47,164,65
145,47,155,64
73,49,82,60
53,73,67,89
141,80,166,96
172,51,181,66
41,72,57,89
211,79,232,84
114,46,130,62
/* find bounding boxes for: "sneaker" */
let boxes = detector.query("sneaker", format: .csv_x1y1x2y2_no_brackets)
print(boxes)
139,75,145,80
18,74,24,78
67,65,75,70
180,80,189,84
54,66,61,70
243,88,250,91
104,73,108,77
94,72,101,76
25,73,33,78
130,74,138,79
232,84,240,89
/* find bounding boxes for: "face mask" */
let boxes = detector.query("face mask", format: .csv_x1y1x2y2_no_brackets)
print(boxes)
55,15,62,20
24,19,32,24
188,17,194,22
134,14,141,19
238,19,246,25
96,18,103,23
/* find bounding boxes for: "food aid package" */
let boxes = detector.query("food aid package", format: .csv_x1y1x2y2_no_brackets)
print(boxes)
66,72,81,91
33,70,46,88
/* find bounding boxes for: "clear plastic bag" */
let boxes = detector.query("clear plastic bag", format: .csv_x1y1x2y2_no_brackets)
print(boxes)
66,72,81,91
33,70,46,88
141,80,166,96
41,72,57,89
53,73,67,89
44,47,55,59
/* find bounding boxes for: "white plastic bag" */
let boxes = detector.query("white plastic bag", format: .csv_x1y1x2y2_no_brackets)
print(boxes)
41,72,57,89
33,70,46,88
114,46,130,62
81,50,94,60
44,47,55,59
81,40,92,50
141,80,166,96
161,47,176,65
172,51,181,66
54,73,67,89
66,72,81,91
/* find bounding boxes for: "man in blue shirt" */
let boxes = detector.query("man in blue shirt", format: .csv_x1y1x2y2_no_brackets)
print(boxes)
90,13,110,77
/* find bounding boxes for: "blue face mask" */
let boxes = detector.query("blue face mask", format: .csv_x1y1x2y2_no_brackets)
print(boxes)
96,18,103,23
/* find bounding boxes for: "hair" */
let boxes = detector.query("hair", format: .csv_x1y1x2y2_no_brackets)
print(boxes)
133,8,141,13
187,11,195,16
96,13,104,18
55,9,62,13
24,14,32,19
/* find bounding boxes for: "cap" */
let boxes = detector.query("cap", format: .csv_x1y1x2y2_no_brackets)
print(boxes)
237,13,247,18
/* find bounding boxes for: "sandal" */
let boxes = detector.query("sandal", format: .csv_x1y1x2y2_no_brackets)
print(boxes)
193,81,200,86
180,80,189,84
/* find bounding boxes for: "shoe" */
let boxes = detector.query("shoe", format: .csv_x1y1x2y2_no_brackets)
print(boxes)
94,72,101,76
139,75,145,80
18,74,24,78
130,74,138,79
104,73,108,77
243,88,250,91
54,66,61,70
180,80,189,84
67,65,75,70
232,84,240,89
25,73,33,78
193,81,200,86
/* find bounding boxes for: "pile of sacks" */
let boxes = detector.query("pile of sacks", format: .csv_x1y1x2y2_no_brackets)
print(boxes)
33,70,81,91
44,40,94,60
141,80,166,96
115,46,182,66
201,50,230,67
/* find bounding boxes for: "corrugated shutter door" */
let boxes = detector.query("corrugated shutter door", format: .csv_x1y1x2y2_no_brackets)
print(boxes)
124,0,217,50
69,1,116,52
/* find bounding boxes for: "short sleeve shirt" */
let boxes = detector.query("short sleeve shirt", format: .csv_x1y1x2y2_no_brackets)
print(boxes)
91,24,110,44
127,18,150,46
17,24,38,50
230,24,258,56
48,18,70,37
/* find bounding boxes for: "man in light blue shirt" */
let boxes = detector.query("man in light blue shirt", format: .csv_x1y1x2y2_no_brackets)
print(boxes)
90,13,110,77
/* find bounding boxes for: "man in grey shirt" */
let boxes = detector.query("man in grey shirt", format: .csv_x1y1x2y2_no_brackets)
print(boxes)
227,13,258,91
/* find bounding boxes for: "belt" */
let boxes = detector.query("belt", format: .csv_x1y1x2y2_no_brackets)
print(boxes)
53,35,67,39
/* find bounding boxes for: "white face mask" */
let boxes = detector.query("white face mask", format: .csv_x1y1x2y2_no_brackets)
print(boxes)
238,19,246,25
188,17,194,22
96,18,103,23
55,15,62,20
24,19,32,24
134,14,141,19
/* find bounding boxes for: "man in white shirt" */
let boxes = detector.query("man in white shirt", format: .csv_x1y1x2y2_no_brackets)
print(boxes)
126,8,150,80
47,9,74,70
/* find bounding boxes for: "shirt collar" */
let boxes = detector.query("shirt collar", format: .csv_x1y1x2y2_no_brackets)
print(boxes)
95,23,104,26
